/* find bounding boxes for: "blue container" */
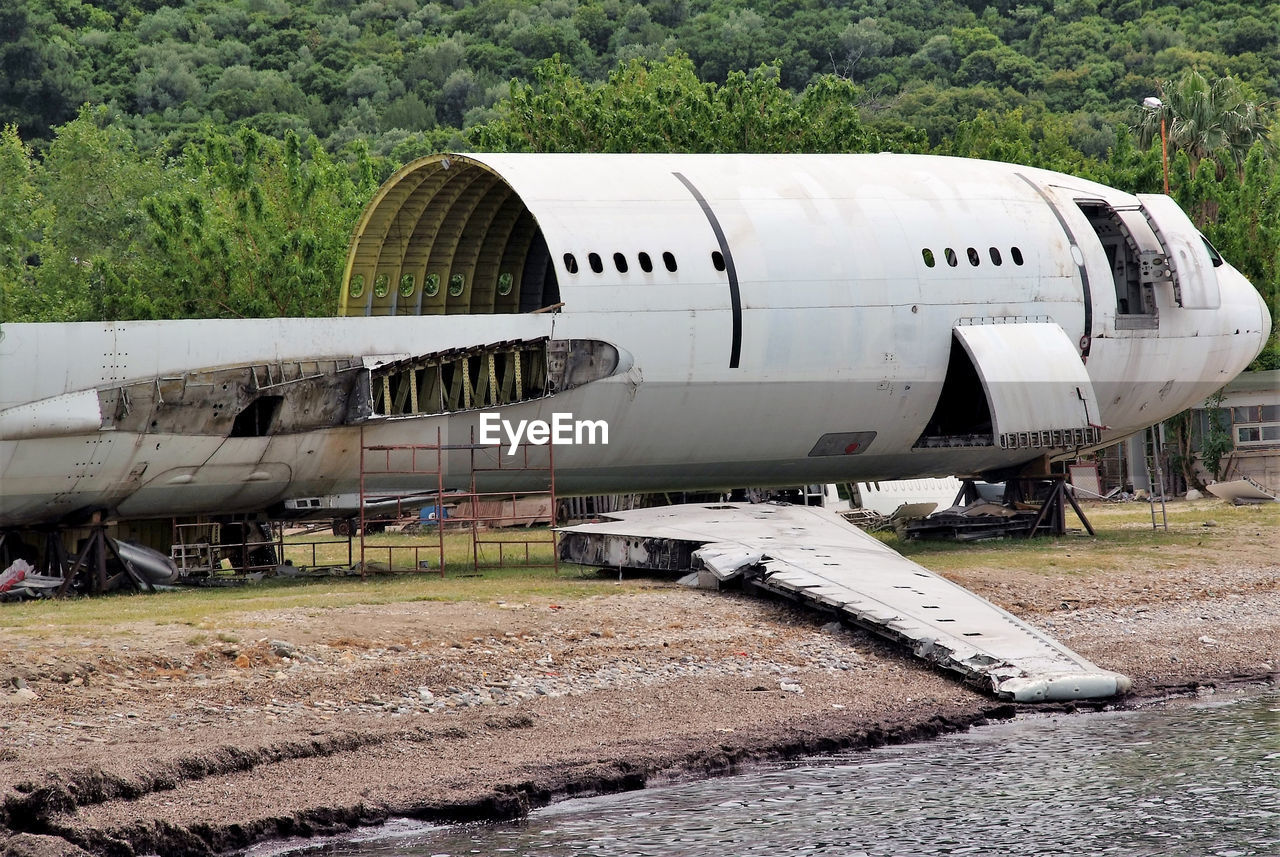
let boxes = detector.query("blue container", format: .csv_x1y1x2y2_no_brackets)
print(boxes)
419,505,448,524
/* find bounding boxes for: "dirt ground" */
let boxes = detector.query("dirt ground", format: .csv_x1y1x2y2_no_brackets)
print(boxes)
1,499,1276,857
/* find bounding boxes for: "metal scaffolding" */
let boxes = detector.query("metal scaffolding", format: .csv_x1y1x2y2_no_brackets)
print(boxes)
358,426,448,576
459,426,558,573
356,426,558,576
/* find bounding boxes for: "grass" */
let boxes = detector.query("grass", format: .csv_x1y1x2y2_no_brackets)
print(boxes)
3,500,1275,634
1,566,644,635
879,498,1280,576
0,526,634,635
282,526,558,572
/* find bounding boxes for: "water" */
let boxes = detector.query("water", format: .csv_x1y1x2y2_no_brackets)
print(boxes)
278,690,1278,857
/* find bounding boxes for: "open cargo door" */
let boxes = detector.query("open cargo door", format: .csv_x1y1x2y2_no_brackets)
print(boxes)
953,322,1103,451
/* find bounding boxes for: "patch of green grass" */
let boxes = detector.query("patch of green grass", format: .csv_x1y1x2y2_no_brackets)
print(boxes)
0,559,642,634
282,527,557,571
877,498,1278,576
3,500,1273,633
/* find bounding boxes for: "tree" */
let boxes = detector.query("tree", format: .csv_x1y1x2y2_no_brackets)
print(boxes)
143,129,374,318
9,106,165,322
0,1,89,139
1199,389,1233,483
0,123,41,320
684,7,775,82
469,53,923,155
1136,70,1276,179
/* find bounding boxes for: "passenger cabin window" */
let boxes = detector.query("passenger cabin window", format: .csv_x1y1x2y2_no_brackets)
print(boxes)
922,249,936,267
944,248,958,267
614,252,628,273
663,251,677,272
588,252,603,273
1010,247,1024,265
966,248,980,266
711,250,726,271
638,252,653,273
563,253,579,274
989,247,1002,265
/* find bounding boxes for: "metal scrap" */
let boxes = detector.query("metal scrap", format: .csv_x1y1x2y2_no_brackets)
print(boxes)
1205,477,1278,505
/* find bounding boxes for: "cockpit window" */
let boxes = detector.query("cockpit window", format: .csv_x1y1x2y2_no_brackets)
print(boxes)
1201,235,1224,268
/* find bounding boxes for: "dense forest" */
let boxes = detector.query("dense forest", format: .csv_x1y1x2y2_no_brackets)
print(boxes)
1,0,1277,366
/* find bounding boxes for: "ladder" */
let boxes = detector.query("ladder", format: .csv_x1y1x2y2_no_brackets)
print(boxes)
1146,424,1169,531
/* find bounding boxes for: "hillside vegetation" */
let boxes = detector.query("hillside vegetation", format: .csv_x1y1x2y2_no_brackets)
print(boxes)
1,0,1277,365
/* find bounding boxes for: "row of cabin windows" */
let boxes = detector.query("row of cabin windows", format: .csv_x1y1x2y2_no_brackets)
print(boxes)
348,271,516,300
922,246,1024,269
563,250,728,275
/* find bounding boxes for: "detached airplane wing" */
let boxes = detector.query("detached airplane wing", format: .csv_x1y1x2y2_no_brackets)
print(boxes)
559,503,1129,702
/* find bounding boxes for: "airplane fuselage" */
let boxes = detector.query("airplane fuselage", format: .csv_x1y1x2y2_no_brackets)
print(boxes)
0,154,1270,526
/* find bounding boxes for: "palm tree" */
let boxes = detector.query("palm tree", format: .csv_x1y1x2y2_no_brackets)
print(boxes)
1136,70,1275,179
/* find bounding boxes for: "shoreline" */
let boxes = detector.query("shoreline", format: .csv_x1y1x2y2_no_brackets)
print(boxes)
244,676,1278,857
246,674,1277,857
4,667,1274,857
2,501,1277,857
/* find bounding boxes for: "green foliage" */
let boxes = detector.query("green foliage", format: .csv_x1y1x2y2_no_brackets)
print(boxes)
1,110,374,322
0,1,90,138
1251,343,1280,372
141,129,373,318
470,54,924,154
0,124,41,321
0,0,1277,332
1136,69,1277,178
3,0,1277,156
1199,389,1233,482
4,106,166,322
937,108,1094,176
1164,408,1205,492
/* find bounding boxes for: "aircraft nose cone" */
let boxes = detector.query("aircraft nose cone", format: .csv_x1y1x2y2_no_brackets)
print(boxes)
1259,282,1273,345
1228,265,1271,367
1241,268,1271,347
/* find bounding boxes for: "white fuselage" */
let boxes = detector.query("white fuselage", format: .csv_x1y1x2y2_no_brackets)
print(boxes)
0,154,1269,525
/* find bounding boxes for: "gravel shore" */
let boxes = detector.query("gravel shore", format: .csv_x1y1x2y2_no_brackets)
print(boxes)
1,503,1276,857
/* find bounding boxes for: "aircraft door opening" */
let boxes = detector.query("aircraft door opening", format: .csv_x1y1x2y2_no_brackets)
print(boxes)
1075,200,1169,328
915,322,1103,452
914,337,994,448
